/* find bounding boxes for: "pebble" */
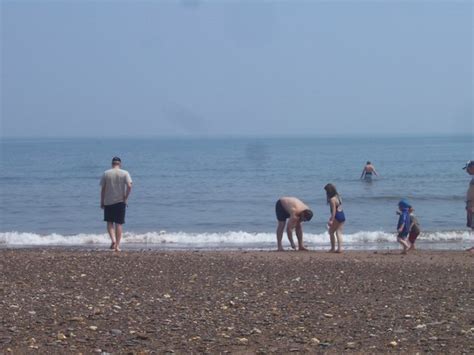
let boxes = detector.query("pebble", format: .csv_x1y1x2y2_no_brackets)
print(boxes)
346,342,356,349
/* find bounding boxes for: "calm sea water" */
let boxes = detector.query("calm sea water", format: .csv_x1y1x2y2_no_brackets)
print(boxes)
0,136,472,249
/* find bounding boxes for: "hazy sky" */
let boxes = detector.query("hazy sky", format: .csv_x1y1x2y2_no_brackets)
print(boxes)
1,0,473,137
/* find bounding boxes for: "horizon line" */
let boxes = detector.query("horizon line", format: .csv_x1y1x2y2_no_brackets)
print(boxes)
1,133,473,140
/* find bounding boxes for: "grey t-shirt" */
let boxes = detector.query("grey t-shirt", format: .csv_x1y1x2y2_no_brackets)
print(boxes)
100,168,132,206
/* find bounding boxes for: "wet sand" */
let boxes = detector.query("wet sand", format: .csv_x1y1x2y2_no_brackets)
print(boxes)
1,249,473,353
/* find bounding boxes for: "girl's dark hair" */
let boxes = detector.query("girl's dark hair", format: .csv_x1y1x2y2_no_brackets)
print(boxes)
324,183,339,203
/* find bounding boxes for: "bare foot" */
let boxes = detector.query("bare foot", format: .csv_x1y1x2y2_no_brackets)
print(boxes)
114,246,121,252
298,246,308,251
277,248,285,252
335,249,343,254
110,242,116,250
288,237,296,250
328,249,336,253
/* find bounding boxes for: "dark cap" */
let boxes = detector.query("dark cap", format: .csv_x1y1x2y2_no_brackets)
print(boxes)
462,160,474,170
112,156,121,163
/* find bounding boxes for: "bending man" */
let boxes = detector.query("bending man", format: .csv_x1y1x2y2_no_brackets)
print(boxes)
275,197,313,251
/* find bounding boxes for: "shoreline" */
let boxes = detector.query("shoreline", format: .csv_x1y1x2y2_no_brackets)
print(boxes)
0,241,472,252
1,249,473,353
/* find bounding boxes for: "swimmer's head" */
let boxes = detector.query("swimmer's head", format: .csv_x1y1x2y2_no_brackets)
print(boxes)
366,161,371,165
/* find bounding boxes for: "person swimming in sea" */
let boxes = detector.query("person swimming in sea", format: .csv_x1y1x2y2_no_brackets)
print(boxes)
360,161,379,181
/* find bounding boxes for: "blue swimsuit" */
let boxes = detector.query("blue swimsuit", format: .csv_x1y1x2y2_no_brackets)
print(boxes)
333,197,346,223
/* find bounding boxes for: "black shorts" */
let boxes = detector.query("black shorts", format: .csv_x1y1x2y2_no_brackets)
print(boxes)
104,202,126,224
275,200,290,222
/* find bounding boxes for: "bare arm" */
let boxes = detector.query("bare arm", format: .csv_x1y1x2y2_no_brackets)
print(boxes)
360,168,366,179
100,185,106,209
328,199,337,224
397,223,405,233
286,216,300,234
124,182,132,204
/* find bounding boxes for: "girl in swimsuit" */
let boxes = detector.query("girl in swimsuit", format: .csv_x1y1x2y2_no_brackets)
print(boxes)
324,183,346,253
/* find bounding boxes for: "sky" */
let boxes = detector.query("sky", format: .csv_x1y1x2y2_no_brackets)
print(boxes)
1,0,473,138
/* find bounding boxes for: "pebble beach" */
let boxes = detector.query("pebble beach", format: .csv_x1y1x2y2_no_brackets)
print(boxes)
1,249,473,353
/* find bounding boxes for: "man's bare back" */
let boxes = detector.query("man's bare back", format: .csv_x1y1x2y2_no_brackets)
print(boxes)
275,197,313,251
279,197,310,218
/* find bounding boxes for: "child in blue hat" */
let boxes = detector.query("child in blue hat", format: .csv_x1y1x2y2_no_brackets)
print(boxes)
396,199,412,254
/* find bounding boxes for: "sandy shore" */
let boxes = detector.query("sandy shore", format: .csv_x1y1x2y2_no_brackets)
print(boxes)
0,249,473,354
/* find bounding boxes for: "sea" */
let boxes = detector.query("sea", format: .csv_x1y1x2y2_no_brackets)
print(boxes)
1,136,473,250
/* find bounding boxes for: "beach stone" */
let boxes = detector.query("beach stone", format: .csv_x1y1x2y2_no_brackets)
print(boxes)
389,341,398,347
68,317,84,322
346,342,357,349
311,338,320,345
111,329,122,335
237,337,248,345
0,337,12,344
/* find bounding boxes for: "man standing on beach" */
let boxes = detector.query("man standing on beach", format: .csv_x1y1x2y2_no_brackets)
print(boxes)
463,160,474,252
100,157,132,252
275,197,313,251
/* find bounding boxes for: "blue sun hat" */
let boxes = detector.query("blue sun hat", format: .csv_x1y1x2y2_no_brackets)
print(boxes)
398,199,411,209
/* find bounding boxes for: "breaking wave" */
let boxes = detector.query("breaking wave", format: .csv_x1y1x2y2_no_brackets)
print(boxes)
0,230,471,249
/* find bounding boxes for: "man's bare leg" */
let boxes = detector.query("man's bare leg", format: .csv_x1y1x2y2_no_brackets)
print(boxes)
107,222,116,250
114,224,123,252
287,230,296,250
276,221,286,251
295,224,307,251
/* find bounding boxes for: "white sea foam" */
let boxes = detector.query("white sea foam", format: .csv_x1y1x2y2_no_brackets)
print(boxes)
0,230,471,248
